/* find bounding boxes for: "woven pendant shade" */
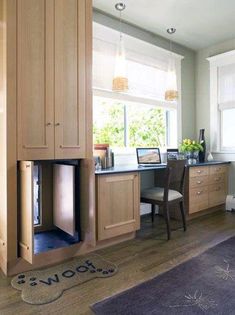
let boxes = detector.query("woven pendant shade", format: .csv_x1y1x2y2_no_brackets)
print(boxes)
112,76,128,92
165,89,178,101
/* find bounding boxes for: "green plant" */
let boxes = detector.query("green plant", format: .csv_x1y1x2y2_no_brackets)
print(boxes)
179,138,203,153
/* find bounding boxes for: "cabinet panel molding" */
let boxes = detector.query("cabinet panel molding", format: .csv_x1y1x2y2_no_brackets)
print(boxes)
96,173,140,241
17,0,54,160
54,0,86,159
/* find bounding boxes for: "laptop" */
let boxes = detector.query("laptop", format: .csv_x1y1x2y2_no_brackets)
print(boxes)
136,148,163,167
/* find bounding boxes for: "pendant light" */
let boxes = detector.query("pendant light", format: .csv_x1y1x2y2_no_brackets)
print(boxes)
165,28,178,101
112,2,128,92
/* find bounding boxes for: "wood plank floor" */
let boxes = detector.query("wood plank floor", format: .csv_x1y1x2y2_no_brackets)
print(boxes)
1,211,235,315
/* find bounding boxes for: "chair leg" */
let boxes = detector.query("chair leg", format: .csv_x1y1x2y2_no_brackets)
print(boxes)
180,201,187,232
163,203,171,240
151,204,155,223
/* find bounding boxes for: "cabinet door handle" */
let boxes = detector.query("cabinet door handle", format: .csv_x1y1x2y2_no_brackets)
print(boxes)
215,177,221,181
215,186,221,191
197,181,202,184
46,122,52,126
197,191,203,195
197,170,202,174
55,123,60,126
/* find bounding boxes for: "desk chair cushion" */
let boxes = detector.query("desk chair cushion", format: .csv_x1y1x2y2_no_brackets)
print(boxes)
141,187,182,202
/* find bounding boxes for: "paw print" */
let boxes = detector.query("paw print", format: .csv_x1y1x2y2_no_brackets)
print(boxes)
17,274,26,285
29,277,38,286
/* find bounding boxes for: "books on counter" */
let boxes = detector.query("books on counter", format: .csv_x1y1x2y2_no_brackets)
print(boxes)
93,144,114,169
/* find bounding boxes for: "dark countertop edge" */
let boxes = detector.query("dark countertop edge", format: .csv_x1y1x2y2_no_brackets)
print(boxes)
95,161,231,175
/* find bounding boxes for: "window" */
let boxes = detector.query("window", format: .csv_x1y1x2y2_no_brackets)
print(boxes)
93,23,183,149
208,51,235,152
221,108,235,149
93,96,177,148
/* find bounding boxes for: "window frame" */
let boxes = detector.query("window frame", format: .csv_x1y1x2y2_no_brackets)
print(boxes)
93,91,179,150
208,50,235,153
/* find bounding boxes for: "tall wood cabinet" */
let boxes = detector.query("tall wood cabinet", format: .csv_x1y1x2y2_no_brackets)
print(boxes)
0,0,93,275
17,0,86,160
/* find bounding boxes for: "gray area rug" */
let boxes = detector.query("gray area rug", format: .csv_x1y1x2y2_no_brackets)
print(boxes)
91,236,235,314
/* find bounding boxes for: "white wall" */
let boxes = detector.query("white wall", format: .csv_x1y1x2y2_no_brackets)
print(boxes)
196,38,235,193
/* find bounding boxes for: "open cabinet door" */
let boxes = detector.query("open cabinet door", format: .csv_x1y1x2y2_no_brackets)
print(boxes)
19,161,34,264
53,164,75,236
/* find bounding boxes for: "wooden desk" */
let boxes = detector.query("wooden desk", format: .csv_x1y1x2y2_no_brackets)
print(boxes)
95,161,230,241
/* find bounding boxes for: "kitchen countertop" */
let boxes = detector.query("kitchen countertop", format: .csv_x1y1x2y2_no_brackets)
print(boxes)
95,161,231,175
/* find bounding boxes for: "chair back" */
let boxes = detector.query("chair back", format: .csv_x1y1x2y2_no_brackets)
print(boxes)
167,159,187,193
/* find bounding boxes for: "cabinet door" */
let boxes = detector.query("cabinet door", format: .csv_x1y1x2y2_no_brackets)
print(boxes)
19,161,34,264
53,164,76,236
54,0,86,159
97,173,140,241
17,0,54,160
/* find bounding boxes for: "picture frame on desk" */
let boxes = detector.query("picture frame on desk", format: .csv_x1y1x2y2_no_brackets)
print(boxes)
167,148,179,160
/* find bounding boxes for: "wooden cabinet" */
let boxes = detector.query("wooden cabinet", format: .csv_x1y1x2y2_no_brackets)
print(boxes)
208,165,228,207
54,0,86,159
17,0,87,160
0,0,93,275
96,173,140,241
189,164,228,214
17,0,54,160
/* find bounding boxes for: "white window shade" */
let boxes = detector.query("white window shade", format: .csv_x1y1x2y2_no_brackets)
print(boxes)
93,22,183,104
218,63,235,110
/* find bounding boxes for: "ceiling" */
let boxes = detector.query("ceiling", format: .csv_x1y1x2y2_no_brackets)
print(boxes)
93,0,235,50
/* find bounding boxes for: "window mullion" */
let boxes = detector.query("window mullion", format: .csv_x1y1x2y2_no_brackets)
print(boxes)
166,110,170,147
124,105,129,147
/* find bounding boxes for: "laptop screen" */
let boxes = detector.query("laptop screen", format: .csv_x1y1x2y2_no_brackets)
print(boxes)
136,148,161,164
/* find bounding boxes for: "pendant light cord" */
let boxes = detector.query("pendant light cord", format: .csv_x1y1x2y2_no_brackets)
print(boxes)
119,9,123,41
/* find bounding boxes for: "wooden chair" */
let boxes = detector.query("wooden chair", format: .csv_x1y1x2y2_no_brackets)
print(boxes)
141,160,187,240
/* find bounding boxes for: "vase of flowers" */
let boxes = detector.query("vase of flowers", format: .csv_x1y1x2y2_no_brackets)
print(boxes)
179,139,203,164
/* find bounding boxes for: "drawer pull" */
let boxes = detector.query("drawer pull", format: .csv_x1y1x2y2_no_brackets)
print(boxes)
215,186,221,191
197,181,202,184
197,170,202,174
215,177,221,181
197,191,203,195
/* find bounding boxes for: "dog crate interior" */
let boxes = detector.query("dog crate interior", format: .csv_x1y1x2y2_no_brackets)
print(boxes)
18,160,81,262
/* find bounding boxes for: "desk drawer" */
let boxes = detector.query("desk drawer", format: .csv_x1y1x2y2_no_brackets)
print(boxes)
209,183,226,207
190,186,209,203
209,173,226,185
209,165,227,175
190,175,209,188
190,166,209,178
189,186,209,214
